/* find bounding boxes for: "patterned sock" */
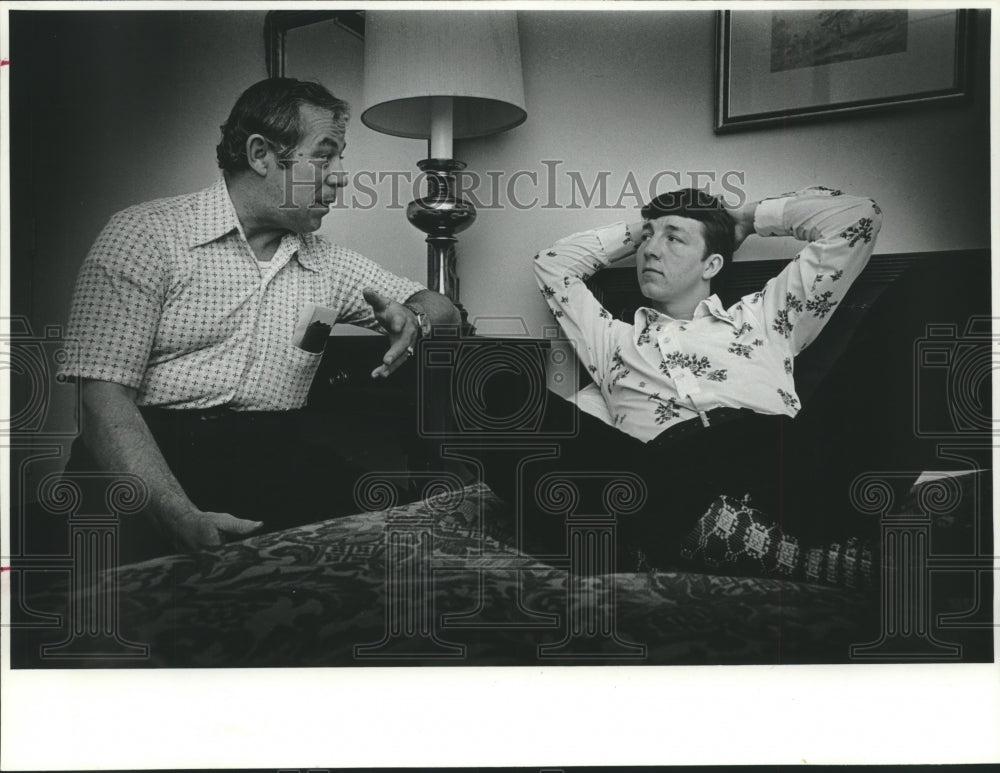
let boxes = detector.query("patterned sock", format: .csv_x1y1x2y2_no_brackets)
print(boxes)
802,537,875,590
679,494,873,589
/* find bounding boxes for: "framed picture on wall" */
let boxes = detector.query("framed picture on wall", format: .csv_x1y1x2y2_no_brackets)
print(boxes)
715,9,972,133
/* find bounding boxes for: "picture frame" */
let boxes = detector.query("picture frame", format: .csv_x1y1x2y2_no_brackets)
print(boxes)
263,9,364,77
715,9,973,133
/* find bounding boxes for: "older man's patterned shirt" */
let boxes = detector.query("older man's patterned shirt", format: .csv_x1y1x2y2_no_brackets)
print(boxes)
61,177,424,410
534,187,882,442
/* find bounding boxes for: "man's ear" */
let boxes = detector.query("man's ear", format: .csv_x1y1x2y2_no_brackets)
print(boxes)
244,134,271,177
702,253,724,281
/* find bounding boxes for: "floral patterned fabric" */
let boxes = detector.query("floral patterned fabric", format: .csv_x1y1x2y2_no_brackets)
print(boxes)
533,187,883,441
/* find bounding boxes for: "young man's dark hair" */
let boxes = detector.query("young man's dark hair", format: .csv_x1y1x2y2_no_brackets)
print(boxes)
216,78,351,172
640,188,736,286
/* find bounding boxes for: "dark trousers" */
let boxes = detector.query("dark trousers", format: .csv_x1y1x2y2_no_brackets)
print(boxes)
485,253,992,567
63,408,370,563
483,396,804,567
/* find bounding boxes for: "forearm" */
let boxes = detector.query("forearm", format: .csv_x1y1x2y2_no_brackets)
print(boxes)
403,288,461,327
533,224,636,381
80,380,195,527
537,223,638,287
534,223,638,317
748,187,882,354
758,189,881,282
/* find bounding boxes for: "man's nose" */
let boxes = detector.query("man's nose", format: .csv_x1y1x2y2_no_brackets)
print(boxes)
326,172,347,189
325,161,348,188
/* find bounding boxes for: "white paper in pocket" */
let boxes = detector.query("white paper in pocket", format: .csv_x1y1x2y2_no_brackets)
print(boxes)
292,303,340,351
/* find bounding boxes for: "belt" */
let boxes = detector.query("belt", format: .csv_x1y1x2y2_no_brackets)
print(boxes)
139,406,303,422
647,407,756,448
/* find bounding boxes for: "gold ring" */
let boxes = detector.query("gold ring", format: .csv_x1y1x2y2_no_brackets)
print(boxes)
405,345,415,357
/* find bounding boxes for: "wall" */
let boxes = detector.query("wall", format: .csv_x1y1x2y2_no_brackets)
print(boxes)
8,11,269,495
456,10,992,338
283,17,429,286
12,11,269,334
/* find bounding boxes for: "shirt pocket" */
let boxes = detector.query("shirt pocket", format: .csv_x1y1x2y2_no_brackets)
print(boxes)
286,342,325,371
282,344,326,405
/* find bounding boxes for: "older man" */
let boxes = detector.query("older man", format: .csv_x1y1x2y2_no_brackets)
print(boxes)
60,78,459,559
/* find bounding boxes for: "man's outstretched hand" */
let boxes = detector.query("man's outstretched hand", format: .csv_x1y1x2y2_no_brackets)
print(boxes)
363,287,419,379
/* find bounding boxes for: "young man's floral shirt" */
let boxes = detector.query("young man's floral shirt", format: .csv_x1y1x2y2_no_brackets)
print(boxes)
534,187,882,442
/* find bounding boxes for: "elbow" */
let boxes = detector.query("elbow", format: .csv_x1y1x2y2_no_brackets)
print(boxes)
532,248,553,286
80,379,137,423
845,197,883,250
868,199,883,234
856,197,882,232
78,379,138,455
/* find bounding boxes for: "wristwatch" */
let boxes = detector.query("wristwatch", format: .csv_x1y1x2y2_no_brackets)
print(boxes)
404,303,432,338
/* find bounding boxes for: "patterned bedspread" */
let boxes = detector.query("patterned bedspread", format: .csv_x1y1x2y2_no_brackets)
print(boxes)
13,481,905,668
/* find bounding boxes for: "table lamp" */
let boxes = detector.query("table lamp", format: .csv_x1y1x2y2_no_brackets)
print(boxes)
361,11,527,331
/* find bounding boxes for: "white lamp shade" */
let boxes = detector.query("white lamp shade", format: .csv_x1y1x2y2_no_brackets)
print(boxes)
361,11,527,140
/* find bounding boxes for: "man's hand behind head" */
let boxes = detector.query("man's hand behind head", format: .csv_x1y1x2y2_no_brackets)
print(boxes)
723,199,759,253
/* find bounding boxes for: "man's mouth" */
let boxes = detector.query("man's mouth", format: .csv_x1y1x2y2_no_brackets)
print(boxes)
642,267,663,276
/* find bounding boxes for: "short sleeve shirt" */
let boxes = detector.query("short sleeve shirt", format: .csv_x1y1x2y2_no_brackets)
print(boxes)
60,177,425,410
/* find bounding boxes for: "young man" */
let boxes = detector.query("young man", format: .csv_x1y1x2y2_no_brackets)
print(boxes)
59,78,460,560
514,186,883,574
536,186,881,439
